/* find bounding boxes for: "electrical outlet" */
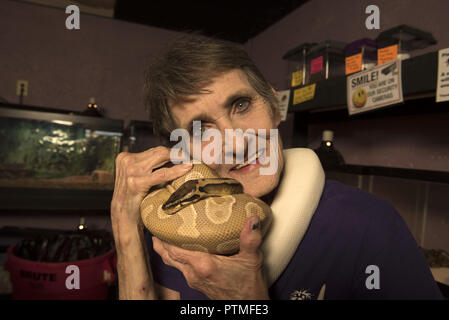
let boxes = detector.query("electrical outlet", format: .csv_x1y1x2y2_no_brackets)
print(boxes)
17,80,28,96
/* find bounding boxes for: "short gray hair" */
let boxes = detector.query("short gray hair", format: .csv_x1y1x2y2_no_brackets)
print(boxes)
143,32,278,142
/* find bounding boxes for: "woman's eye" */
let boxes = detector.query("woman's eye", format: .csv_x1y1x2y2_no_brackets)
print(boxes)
198,124,211,134
189,122,209,135
233,98,251,113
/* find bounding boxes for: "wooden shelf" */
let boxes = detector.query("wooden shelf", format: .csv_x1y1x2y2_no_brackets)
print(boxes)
323,164,449,184
289,51,439,114
289,51,449,180
0,187,113,211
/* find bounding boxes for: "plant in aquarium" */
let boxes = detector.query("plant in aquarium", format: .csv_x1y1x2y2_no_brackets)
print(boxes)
0,117,120,189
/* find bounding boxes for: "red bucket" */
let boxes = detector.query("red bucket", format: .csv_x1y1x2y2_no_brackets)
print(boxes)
4,244,117,300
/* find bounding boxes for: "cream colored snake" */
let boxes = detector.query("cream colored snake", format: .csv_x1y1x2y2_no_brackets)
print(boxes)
140,163,273,255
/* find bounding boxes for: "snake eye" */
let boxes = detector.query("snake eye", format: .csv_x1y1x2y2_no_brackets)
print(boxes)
162,180,198,213
162,178,243,215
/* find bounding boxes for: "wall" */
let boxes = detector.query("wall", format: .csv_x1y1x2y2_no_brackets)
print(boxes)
0,0,184,234
244,0,449,251
245,0,449,90
244,0,449,165
246,0,449,159
243,0,449,172
0,0,183,126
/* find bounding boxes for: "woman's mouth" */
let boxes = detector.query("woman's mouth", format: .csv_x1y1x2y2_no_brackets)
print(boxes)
230,150,264,173
230,159,259,172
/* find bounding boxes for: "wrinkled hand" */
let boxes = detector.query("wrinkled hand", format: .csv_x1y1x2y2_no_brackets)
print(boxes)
152,215,270,300
111,146,193,235
111,146,193,300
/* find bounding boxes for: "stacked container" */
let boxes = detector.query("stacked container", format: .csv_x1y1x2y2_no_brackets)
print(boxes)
304,40,346,84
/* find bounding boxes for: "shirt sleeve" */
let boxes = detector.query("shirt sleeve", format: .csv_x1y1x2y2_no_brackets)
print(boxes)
350,201,444,299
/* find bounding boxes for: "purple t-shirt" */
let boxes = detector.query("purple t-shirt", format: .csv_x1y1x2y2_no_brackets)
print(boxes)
144,179,443,299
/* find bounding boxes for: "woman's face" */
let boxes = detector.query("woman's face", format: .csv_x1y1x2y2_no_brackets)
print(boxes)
169,69,284,198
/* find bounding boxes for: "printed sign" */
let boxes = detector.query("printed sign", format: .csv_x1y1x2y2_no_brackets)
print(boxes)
347,59,403,115
310,56,323,74
276,89,291,121
346,53,363,75
291,70,303,87
436,47,449,103
378,44,398,65
293,84,316,105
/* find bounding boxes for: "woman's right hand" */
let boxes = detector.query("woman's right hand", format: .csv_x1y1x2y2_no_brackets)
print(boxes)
111,146,193,242
110,146,191,300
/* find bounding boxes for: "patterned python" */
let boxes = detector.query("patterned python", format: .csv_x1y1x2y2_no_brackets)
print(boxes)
140,163,273,255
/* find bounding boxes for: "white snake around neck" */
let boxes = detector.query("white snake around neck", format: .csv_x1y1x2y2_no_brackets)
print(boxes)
261,148,324,286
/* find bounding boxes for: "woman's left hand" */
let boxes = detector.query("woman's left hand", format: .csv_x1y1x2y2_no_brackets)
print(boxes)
152,215,270,300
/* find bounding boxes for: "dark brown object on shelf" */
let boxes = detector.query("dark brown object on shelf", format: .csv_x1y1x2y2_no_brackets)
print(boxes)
0,164,27,179
15,229,114,263
421,248,449,268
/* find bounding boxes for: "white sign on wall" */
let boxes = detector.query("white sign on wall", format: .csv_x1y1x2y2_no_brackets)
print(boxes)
347,59,403,115
436,47,449,103
276,89,291,121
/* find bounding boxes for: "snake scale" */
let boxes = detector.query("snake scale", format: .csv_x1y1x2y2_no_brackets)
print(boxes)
140,163,273,255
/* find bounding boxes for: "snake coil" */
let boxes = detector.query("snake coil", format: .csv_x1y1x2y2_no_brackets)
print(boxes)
140,163,273,255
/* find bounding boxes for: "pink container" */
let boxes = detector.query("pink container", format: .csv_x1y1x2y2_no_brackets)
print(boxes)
4,244,117,300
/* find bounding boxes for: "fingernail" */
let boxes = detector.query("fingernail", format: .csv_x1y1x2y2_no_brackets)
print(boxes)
251,217,260,230
181,163,193,169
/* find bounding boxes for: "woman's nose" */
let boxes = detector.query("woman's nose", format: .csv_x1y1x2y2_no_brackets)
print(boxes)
215,118,254,164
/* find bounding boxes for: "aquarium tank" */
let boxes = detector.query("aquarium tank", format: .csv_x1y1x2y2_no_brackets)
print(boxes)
0,104,123,191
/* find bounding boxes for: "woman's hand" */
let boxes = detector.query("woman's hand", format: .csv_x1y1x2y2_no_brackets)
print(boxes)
152,215,270,300
111,146,192,299
111,146,192,240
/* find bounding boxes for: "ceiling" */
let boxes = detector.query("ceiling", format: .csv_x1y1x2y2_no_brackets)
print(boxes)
21,0,309,43
21,0,116,17
114,0,310,43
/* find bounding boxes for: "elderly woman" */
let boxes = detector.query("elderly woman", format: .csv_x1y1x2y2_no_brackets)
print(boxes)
111,34,442,300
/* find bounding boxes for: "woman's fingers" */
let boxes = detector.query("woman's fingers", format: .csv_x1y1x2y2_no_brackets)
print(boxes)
126,163,193,195
111,146,191,227
148,163,193,186
122,146,170,164
152,237,191,273
117,147,170,176
238,216,263,258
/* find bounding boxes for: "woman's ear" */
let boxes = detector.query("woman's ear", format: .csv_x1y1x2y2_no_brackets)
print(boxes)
271,87,281,127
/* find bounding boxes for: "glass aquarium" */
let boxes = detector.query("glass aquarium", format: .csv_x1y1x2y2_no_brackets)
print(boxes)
0,104,123,191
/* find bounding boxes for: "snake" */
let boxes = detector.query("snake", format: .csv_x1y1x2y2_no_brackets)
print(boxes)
140,163,273,255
